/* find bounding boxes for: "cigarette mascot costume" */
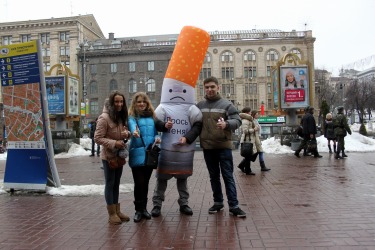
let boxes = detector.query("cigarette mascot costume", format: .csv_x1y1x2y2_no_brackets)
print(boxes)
151,26,210,217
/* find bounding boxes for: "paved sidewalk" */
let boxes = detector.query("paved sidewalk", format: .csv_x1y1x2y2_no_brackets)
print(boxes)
0,150,375,249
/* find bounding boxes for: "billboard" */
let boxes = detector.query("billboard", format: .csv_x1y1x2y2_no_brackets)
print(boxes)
46,76,66,114
280,66,310,109
67,76,79,115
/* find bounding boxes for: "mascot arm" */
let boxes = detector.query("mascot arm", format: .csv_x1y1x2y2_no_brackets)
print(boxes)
184,121,202,144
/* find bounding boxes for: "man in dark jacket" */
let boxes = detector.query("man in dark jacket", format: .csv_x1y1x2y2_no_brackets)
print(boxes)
90,118,100,156
333,106,352,159
294,106,322,158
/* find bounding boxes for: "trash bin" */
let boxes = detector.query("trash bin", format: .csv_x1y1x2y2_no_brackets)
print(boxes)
290,139,301,151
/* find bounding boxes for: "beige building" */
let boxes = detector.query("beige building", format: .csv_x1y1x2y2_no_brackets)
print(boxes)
1,14,317,140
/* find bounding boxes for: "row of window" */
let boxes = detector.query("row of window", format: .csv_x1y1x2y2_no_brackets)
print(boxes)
2,31,70,45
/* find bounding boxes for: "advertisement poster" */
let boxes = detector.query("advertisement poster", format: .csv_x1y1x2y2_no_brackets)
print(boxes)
280,66,310,109
46,76,65,114
67,76,79,115
271,68,278,110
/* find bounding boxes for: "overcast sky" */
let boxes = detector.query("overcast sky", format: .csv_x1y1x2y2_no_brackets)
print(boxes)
1,0,374,76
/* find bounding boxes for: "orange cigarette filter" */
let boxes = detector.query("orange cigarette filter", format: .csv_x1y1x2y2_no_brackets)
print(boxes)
165,26,210,88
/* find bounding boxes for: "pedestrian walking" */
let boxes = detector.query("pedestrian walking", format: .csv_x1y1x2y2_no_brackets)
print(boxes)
323,113,337,154
333,106,351,159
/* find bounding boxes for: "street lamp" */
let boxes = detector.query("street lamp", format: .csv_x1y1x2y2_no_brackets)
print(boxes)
76,40,91,137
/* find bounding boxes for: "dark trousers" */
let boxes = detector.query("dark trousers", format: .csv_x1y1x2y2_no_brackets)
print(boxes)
131,166,153,211
91,138,100,155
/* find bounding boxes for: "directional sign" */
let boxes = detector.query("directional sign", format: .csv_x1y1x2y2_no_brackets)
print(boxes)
0,42,40,86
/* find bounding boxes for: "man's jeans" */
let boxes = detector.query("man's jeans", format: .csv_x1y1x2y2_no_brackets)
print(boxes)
203,149,239,209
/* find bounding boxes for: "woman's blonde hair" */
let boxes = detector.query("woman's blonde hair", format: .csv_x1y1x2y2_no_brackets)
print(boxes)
128,92,155,117
326,113,332,120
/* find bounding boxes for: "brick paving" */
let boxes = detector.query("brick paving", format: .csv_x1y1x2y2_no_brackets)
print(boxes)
0,150,375,249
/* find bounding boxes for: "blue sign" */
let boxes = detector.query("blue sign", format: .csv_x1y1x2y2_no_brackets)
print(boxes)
46,76,66,114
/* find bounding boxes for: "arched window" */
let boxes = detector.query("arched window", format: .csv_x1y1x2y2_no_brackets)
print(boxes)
290,48,302,60
204,52,211,63
221,51,233,62
266,49,279,61
244,50,256,61
109,79,118,91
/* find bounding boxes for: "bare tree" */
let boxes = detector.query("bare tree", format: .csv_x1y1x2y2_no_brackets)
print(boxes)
344,78,375,123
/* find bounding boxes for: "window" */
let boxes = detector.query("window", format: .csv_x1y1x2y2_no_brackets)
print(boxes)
245,99,258,111
221,84,234,96
266,49,279,61
110,63,117,73
20,34,31,42
109,79,118,91
2,36,12,45
221,67,234,79
204,53,211,63
129,62,136,72
244,50,256,61
199,68,211,80
90,81,98,94
129,79,137,93
245,83,257,95
42,47,50,57
40,33,50,44
267,83,271,94
90,64,97,75
59,32,70,42
43,62,51,72
198,83,204,96
244,67,256,78
146,78,156,92
266,66,271,77
60,46,70,56
290,48,302,59
148,61,155,71
221,51,233,62
90,99,99,115
267,99,272,109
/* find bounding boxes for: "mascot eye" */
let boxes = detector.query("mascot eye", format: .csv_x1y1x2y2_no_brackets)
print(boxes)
169,89,172,93
183,89,186,93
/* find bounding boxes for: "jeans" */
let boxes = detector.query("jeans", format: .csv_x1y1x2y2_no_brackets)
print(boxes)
131,166,153,210
102,160,123,205
203,149,239,209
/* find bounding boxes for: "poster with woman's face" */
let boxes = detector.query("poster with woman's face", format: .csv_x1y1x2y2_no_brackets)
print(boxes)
280,66,309,109
67,76,79,115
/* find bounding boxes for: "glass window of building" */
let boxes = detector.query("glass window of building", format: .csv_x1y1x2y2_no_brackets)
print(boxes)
90,99,99,115
148,61,155,71
244,67,256,78
244,50,256,61
204,53,211,63
199,68,211,80
221,67,234,79
20,34,31,42
43,62,50,72
110,63,117,73
3,36,12,45
129,62,135,72
129,79,137,93
60,46,70,56
42,47,50,57
40,33,50,44
221,51,233,62
267,83,271,94
266,49,279,61
109,79,118,91
59,32,70,42
90,64,97,75
90,81,98,94
146,78,156,92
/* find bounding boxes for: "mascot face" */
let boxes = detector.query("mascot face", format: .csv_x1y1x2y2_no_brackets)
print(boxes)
160,78,195,104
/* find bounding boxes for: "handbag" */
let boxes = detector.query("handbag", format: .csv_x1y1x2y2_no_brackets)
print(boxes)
240,134,253,157
307,138,317,151
108,156,126,169
136,119,161,169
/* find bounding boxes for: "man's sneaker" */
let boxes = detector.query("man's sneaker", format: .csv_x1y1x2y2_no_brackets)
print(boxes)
208,204,224,214
229,207,246,218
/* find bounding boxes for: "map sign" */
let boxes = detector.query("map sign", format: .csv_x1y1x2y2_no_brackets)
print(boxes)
0,40,60,190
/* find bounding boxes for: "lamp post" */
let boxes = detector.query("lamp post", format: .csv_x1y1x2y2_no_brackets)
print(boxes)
76,40,90,137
